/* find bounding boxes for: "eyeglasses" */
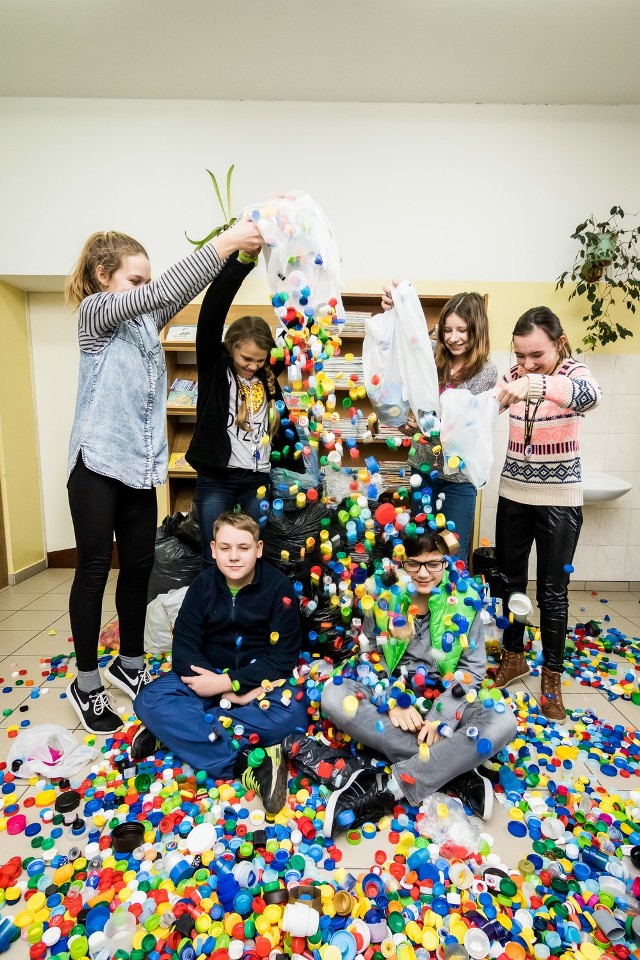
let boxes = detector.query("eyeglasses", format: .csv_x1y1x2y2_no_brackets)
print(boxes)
402,558,446,574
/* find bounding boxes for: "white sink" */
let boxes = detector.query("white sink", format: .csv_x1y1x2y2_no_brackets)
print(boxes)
583,471,632,503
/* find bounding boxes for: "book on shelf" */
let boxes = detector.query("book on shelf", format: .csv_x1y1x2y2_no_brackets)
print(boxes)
165,324,196,343
167,378,198,406
168,451,192,472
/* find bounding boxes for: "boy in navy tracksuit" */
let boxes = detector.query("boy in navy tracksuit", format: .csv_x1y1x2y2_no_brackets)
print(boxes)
134,511,308,812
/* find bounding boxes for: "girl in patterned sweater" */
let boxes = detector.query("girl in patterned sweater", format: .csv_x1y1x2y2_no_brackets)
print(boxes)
492,307,601,721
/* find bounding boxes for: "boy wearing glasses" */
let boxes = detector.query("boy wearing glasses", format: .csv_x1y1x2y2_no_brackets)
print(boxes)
321,532,517,837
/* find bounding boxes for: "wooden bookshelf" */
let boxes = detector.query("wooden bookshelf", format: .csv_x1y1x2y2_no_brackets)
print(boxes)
159,291,469,515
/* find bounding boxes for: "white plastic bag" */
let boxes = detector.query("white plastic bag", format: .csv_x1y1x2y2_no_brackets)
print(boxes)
363,280,439,430
363,307,409,427
440,388,499,488
391,280,440,431
245,192,344,329
144,586,188,654
8,725,97,779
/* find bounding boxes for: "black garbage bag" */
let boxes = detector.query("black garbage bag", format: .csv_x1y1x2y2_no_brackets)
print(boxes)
263,500,334,587
147,519,202,602
282,732,370,788
173,502,201,551
300,598,358,664
472,547,501,596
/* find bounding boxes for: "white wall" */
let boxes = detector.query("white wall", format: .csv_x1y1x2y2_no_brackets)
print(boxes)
9,97,640,575
1,98,639,282
478,352,640,586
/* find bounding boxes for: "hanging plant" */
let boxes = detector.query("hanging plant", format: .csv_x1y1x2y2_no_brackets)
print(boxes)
556,206,640,349
186,164,237,250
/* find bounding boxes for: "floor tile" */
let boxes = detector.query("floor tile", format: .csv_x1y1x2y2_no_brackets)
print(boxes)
0,631,44,656
523,672,600,697
20,594,71,612
13,632,76,657
560,694,631,727
0,688,77,729
0,610,63,632
0,592,42,611
610,696,640,727
601,597,640,620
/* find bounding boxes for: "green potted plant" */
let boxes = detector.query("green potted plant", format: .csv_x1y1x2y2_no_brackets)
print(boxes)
186,164,237,250
556,206,640,349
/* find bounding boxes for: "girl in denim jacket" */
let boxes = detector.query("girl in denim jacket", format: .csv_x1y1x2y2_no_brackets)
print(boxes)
65,219,261,734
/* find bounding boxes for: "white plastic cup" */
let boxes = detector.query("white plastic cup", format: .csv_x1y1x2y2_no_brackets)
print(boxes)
507,592,534,623
103,910,136,954
282,902,320,937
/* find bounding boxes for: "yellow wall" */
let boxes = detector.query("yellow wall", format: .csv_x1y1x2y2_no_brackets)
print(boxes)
0,281,45,574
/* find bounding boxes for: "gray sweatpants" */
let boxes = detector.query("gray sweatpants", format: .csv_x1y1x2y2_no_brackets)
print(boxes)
321,678,517,806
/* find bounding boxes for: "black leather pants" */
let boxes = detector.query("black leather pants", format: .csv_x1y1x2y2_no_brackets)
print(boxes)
495,496,583,673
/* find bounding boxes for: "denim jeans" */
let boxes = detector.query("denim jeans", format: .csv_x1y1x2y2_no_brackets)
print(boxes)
411,472,477,567
135,671,309,779
196,467,267,566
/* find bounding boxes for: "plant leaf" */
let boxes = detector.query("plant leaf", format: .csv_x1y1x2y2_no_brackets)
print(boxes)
207,169,227,221
226,164,235,221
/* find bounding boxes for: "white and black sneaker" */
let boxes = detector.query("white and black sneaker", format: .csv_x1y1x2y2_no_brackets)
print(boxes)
103,657,152,700
445,768,494,821
323,768,396,838
67,680,122,734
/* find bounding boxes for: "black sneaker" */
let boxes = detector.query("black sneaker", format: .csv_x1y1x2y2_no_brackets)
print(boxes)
104,657,152,700
235,745,288,815
445,769,494,820
66,680,122,734
131,724,161,761
323,769,396,838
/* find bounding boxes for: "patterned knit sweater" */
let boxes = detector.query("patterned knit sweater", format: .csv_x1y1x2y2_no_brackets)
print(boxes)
498,357,601,507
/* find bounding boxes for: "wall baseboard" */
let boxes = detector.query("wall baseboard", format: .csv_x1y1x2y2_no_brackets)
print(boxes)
9,558,48,584
47,546,119,569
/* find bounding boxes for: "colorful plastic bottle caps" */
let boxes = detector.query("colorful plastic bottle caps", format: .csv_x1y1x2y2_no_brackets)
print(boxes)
464,928,491,960
6,814,26,835
186,822,217,855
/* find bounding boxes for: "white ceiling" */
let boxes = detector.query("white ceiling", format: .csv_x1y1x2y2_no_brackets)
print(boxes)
1,0,639,105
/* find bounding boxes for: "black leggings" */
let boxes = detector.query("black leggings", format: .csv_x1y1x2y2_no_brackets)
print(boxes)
67,457,157,673
495,496,583,674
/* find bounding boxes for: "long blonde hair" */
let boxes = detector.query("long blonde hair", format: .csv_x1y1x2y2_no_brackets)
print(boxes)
434,292,490,386
224,316,281,439
65,231,148,305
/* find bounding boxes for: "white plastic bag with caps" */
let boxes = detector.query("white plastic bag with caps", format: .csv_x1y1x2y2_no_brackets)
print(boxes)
440,387,499,488
363,307,409,427
364,280,440,431
8,725,98,779
392,280,440,433
144,586,188,654
245,192,344,329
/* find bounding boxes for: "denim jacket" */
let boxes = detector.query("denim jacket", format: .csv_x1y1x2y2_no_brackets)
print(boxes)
68,314,168,488
67,243,224,489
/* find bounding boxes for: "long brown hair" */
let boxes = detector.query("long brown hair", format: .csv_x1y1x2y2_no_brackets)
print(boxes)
512,306,572,361
65,231,148,305
224,316,281,439
434,292,490,386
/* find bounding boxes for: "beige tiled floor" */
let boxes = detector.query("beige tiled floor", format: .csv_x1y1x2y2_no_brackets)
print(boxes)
0,571,639,956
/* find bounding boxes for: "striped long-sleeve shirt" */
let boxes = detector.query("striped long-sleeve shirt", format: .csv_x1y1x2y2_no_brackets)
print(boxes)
498,357,601,507
78,244,223,352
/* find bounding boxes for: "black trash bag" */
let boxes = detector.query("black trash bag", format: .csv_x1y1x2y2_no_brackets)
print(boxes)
282,732,370,788
173,502,201,551
147,520,202,602
472,547,501,596
262,500,334,586
301,599,357,664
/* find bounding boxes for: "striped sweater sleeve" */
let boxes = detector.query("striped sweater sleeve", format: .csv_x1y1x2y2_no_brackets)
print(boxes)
527,359,602,413
78,244,224,352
